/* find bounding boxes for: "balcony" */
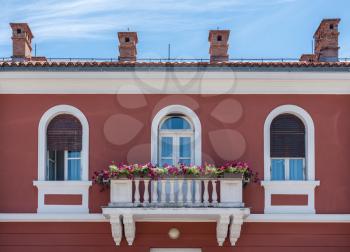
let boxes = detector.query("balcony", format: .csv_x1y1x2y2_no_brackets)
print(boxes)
102,176,250,247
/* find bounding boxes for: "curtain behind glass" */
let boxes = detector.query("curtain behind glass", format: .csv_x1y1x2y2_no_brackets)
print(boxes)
68,151,81,180
289,159,304,180
271,159,285,180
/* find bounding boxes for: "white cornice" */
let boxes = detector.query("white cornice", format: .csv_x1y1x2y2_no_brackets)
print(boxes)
0,71,349,94
0,213,107,222
246,214,350,223
1,213,350,223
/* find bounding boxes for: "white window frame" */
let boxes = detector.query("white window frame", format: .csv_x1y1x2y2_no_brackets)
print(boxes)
159,116,194,165
151,105,201,166
33,105,91,213
261,104,320,214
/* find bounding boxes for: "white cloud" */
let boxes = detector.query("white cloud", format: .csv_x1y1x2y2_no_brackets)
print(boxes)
0,0,297,44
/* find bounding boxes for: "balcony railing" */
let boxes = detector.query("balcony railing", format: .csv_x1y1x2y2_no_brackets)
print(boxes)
103,176,248,247
108,177,243,208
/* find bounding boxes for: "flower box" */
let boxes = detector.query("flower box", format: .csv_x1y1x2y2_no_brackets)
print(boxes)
223,173,243,178
109,179,133,207
219,175,244,207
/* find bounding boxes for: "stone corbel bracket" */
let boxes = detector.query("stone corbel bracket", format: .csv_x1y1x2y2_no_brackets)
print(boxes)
103,208,249,247
108,214,122,246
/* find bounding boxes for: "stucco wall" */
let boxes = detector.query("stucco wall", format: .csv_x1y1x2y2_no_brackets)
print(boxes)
0,222,349,251
0,94,349,213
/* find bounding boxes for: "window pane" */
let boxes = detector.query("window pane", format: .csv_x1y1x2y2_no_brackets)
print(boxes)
161,117,191,130
289,159,304,180
68,159,81,180
179,159,191,165
180,137,191,158
271,159,285,180
48,150,56,160
46,150,64,181
56,151,65,180
161,159,173,166
47,150,56,180
68,151,81,158
161,137,173,157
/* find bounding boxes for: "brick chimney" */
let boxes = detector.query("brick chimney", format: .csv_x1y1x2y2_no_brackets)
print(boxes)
118,32,138,62
299,54,317,62
208,30,230,63
10,23,33,60
313,18,340,62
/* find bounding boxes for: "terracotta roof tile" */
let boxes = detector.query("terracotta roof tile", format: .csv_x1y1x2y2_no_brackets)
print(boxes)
0,61,350,68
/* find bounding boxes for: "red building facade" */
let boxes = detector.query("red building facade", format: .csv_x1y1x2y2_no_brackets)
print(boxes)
0,19,349,252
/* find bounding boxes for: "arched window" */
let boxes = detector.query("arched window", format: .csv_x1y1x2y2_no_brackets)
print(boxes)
37,104,89,181
46,114,82,180
270,114,306,180
34,105,91,213
159,115,194,166
263,104,315,181
262,105,319,214
151,105,201,166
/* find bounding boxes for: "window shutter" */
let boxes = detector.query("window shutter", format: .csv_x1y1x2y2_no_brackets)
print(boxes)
47,114,82,151
270,113,305,157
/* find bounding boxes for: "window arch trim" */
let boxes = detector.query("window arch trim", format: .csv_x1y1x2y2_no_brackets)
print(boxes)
38,105,89,181
151,105,202,165
264,105,315,181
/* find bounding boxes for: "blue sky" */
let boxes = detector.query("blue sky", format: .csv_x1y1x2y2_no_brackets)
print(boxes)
0,0,349,59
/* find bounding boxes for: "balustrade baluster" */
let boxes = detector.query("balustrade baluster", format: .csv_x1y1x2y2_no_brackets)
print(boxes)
195,179,201,205
134,180,140,205
212,180,218,205
169,180,175,203
186,179,192,204
161,179,167,204
178,179,184,203
203,180,209,206
143,180,150,206
152,180,158,204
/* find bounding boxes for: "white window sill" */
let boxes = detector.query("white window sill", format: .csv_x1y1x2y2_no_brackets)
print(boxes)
33,180,92,188
261,180,320,214
261,180,320,190
33,180,92,213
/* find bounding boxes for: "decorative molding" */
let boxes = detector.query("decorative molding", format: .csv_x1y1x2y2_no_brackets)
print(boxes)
1,72,350,94
0,213,107,222
1,213,350,223
151,105,202,165
246,214,350,222
33,181,92,213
